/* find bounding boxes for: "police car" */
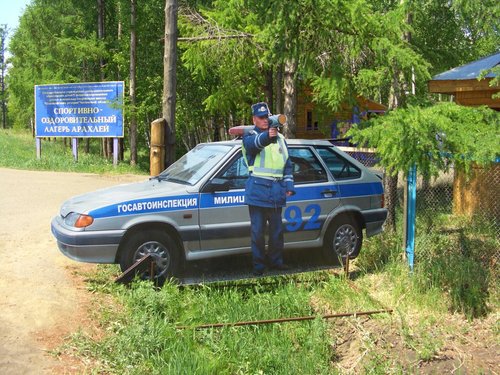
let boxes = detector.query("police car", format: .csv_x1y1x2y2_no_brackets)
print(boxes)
51,139,387,282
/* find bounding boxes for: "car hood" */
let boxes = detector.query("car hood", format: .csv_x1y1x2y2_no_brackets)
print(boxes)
59,179,193,217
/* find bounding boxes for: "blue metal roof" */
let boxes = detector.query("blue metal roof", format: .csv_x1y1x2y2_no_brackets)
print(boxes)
432,51,500,81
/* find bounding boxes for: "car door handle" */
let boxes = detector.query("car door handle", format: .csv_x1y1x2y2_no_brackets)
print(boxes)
321,189,337,196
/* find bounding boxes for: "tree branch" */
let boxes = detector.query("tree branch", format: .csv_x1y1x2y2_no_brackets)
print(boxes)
177,33,254,42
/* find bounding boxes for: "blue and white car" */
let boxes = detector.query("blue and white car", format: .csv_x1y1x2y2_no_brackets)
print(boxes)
51,139,387,282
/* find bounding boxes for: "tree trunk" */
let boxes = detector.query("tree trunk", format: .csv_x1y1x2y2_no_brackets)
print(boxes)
97,0,105,79
263,68,273,113
97,0,110,159
283,58,297,139
117,1,122,40
116,1,123,162
384,1,413,233
384,172,399,231
384,72,401,232
275,64,283,114
0,26,7,129
129,0,137,165
162,0,178,167
120,138,124,161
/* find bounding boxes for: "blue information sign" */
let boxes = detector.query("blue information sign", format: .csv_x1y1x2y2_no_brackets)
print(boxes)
35,82,124,138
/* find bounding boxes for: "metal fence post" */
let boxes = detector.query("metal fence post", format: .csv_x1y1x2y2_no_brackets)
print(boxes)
405,164,417,271
36,137,41,159
113,138,119,166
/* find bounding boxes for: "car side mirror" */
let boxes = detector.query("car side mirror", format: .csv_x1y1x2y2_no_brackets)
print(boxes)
203,178,230,193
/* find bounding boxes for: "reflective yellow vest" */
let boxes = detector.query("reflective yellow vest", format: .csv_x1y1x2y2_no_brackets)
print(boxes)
243,134,289,178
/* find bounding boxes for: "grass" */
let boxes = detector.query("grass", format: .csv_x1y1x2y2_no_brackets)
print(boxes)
0,128,149,174
64,214,498,373
70,271,335,374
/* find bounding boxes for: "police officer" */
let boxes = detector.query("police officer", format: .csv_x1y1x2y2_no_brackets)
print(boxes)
243,102,295,276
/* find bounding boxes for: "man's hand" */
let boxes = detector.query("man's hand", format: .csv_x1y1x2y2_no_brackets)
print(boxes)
268,128,278,138
286,191,294,197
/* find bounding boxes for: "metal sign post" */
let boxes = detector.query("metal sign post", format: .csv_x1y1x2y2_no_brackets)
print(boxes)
72,138,78,162
405,164,417,271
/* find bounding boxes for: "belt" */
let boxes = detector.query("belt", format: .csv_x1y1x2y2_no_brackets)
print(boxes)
251,174,283,181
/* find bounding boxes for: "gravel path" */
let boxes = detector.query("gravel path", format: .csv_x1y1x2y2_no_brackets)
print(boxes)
0,168,144,374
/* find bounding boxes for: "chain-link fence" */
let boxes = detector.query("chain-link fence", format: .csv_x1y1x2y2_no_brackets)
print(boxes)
415,164,499,283
340,143,499,316
339,145,499,259
337,146,380,168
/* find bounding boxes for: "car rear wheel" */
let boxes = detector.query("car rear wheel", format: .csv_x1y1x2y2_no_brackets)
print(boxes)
323,216,362,263
118,230,181,285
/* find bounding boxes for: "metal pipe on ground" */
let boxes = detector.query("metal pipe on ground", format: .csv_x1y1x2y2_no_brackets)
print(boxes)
115,254,154,284
177,309,393,330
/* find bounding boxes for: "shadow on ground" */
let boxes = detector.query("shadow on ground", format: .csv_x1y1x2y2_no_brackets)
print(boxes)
179,247,347,285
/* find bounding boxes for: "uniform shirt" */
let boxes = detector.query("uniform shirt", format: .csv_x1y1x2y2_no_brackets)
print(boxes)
242,126,295,208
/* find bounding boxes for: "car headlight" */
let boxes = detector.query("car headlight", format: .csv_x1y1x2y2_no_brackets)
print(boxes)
64,212,94,228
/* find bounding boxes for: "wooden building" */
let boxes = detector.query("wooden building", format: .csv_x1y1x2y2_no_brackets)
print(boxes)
428,51,500,109
428,51,500,221
295,87,386,140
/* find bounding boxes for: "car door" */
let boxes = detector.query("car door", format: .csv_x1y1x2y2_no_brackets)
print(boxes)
198,150,251,252
284,146,342,244
313,146,372,212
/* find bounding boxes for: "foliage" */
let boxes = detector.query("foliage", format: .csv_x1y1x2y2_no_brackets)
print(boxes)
179,0,433,114
7,0,106,129
4,0,499,160
450,0,500,59
479,65,500,99
347,103,500,177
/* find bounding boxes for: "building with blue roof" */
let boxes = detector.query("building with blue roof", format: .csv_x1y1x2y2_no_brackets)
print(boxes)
428,51,500,109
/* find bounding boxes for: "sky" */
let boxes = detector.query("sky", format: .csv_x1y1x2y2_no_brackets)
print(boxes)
1,0,32,57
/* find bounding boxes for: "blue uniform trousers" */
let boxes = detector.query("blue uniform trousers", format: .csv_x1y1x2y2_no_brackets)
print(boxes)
248,205,284,271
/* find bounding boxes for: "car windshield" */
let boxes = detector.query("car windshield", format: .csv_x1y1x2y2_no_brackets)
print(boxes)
158,144,233,185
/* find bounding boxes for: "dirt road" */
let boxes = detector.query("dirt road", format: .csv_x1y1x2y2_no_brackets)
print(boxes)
0,168,145,374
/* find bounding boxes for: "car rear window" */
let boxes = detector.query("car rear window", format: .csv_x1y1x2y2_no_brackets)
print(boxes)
315,147,361,180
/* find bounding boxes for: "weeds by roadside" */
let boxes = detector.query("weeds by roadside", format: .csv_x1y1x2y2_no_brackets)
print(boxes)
357,213,498,319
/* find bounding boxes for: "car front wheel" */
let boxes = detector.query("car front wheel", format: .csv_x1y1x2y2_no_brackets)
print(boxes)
323,216,362,263
118,230,181,285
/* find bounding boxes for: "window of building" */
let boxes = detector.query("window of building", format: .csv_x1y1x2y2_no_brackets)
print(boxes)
306,110,313,130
